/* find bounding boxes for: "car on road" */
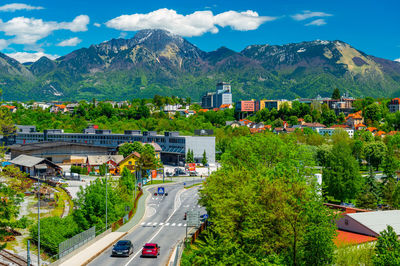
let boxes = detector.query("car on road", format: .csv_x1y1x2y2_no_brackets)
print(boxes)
112,240,133,257
141,243,160,258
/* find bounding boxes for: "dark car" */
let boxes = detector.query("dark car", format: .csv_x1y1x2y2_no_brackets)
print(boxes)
141,243,160,258
112,240,133,257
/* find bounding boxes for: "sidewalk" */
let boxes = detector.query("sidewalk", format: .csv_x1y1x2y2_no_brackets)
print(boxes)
58,232,126,266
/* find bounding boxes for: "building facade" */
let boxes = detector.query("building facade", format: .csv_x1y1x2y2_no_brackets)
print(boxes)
389,98,400,113
201,82,232,109
14,128,215,165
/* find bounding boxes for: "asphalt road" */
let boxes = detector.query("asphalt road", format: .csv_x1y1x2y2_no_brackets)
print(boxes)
88,180,206,266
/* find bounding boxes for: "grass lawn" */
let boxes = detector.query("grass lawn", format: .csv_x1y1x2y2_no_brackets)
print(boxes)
144,180,173,186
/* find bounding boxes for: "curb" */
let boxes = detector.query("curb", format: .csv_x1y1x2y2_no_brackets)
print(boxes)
81,232,128,266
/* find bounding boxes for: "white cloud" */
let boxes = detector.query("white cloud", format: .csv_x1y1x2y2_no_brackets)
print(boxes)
0,39,8,49
395,58,400,62
0,15,89,46
5,51,58,63
305,19,327,26
93,22,101,27
57,37,81,46
291,10,332,21
105,8,275,37
0,3,44,12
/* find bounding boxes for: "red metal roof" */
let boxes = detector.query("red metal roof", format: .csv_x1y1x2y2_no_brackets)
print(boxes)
335,230,377,247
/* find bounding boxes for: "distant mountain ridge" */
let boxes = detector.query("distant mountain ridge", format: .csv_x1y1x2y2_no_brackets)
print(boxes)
1,29,400,101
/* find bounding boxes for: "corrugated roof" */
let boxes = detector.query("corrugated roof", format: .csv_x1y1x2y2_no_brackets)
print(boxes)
87,155,124,165
335,230,377,247
347,210,400,236
9,141,108,152
10,154,45,167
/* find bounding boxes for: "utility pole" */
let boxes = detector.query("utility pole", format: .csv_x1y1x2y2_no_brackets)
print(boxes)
27,240,30,266
38,176,41,266
105,171,108,230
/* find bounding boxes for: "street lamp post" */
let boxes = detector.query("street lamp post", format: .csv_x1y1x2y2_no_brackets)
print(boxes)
37,175,41,266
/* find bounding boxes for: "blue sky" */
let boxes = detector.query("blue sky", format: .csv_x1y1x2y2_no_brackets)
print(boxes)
0,0,399,63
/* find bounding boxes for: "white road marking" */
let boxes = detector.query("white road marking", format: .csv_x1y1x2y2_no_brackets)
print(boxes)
177,223,182,227
159,223,164,226
153,222,157,226
171,223,176,226
141,222,145,225
184,224,187,226
165,223,170,226
124,187,186,266
145,207,156,218
146,222,152,226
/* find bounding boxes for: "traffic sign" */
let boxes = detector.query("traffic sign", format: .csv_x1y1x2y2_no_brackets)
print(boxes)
157,187,165,195
187,210,200,227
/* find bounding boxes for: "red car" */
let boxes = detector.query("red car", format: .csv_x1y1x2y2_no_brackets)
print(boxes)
141,243,160,258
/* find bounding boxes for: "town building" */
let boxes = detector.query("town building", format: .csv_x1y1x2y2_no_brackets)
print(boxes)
318,127,354,138
118,152,141,174
86,155,124,174
235,100,255,112
389,98,400,113
258,100,292,111
13,127,215,166
337,210,400,237
8,141,113,164
10,154,62,177
201,82,232,109
346,111,364,128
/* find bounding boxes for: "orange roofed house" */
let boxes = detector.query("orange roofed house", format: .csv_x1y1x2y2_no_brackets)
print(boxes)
2,105,17,113
345,111,364,128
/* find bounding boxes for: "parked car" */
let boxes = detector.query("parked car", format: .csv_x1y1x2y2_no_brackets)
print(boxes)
189,171,198,176
165,171,172,177
174,168,186,175
141,243,160,258
112,240,133,257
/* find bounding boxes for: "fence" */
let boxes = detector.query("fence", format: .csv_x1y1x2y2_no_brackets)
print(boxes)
111,189,143,231
58,226,95,258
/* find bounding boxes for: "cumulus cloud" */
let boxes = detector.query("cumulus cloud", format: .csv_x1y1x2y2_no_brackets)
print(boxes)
0,3,44,12
0,39,8,49
57,37,81,46
0,15,89,45
5,51,58,63
395,58,400,62
105,8,274,37
93,22,101,27
305,19,327,26
291,10,332,21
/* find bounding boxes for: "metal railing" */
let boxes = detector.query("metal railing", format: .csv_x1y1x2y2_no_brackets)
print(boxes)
58,226,95,258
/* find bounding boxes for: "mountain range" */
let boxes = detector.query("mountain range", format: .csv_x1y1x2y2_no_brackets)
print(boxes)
1,29,400,101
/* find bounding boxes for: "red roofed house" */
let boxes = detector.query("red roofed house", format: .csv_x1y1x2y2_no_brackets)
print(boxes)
219,104,233,110
331,124,350,129
50,104,67,113
366,127,378,133
198,109,208,113
354,123,366,130
2,105,17,113
375,131,386,137
346,111,364,128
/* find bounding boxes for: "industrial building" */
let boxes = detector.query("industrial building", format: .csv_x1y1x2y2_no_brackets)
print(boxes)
13,127,216,165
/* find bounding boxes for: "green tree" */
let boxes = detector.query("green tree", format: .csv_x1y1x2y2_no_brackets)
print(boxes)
186,149,194,163
373,225,400,266
201,150,208,166
363,142,388,170
119,142,144,157
332,88,341,100
322,141,363,202
364,103,382,124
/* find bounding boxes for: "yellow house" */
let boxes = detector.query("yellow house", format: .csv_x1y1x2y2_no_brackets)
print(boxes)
118,152,141,174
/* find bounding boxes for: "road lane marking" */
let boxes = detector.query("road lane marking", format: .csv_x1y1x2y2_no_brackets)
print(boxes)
165,223,170,226
146,222,152,226
177,223,182,227
141,222,145,225
124,187,186,266
184,224,187,226
171,223,176,226
159,223,164,226
153,222,157,226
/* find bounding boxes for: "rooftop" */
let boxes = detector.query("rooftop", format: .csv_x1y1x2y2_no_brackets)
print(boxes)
347,210,400,236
